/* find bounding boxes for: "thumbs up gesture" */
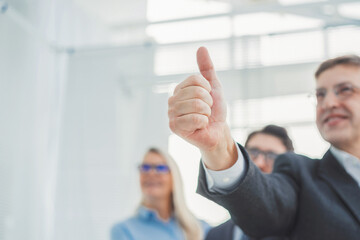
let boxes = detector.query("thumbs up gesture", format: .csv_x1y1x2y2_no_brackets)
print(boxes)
168,47,237,170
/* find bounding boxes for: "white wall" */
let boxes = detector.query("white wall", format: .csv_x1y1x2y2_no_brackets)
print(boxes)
0,1,119,239
0,2,59,239
53,46,171,240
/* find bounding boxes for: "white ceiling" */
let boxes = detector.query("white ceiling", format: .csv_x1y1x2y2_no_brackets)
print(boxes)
73,0,148,25
15,0,358,48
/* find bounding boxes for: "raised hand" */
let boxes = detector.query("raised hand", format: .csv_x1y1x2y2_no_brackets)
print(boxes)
168,47,237,170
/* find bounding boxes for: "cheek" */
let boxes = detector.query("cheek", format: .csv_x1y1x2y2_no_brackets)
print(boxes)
315,108,323,124
349,103,360,119
139,175,145,188
139,174,153,188
164,176,173,191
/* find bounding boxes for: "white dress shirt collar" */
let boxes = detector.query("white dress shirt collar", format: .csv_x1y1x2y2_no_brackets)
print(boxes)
330,146,360,186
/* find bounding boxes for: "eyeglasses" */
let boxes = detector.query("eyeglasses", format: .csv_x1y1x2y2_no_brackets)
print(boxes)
312,82,360,106
246,148,279,163
138,164,170,174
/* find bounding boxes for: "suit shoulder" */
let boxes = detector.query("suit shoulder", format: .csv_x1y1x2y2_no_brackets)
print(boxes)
205,220,234,240
276,152,319,167
210,219,234,231
274,152,321,178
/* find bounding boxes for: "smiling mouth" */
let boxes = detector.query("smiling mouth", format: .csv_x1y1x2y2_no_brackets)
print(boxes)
144,182,162,187
323,115,348,125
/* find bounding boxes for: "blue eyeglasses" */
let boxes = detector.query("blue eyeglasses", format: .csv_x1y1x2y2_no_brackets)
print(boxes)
138,164,170,173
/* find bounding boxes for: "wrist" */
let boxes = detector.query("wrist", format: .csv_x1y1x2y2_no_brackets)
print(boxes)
201,127,238,171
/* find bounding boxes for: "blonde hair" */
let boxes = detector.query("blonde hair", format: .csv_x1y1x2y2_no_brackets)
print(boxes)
141,147,204,240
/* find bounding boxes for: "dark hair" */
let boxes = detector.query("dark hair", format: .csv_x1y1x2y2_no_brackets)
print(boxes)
315,55,360,78
147,147,161,155
245,125,294,151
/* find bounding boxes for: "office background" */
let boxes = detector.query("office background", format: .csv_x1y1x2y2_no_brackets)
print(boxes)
1,0,360,239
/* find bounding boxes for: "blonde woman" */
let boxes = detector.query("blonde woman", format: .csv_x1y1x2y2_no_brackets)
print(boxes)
111,147,210,240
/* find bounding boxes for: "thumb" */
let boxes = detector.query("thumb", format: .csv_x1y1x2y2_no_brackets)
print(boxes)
197,46,221,89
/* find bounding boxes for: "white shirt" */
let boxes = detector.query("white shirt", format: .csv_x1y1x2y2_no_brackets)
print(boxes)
330,146,360,186
203,143,245,193
204,143,360,192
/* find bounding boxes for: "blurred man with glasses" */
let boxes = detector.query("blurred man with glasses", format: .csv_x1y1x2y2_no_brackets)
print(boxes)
244,125,294,174
168,48,360,239
206,125,293,240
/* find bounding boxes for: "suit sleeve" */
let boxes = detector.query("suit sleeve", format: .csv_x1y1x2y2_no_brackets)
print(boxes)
197,144,300,238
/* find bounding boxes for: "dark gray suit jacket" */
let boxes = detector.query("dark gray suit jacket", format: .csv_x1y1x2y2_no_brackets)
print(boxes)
205,220,235,240
205,219,286,240
198,144,360,240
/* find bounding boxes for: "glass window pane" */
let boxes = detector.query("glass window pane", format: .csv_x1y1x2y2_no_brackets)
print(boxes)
261,31,324,66
233,13,323,36
288,125,329,158
154,41,231,75
147,0,230,22
279,0,326,5
231,94,315,127
147,17,231,44
328,26,360,57
338,2,360,20
234,37,262,68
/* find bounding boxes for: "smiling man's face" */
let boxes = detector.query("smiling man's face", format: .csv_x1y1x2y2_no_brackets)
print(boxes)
316,65,360,150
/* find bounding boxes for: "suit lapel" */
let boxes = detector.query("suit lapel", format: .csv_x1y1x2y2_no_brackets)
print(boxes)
318,150,360,225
